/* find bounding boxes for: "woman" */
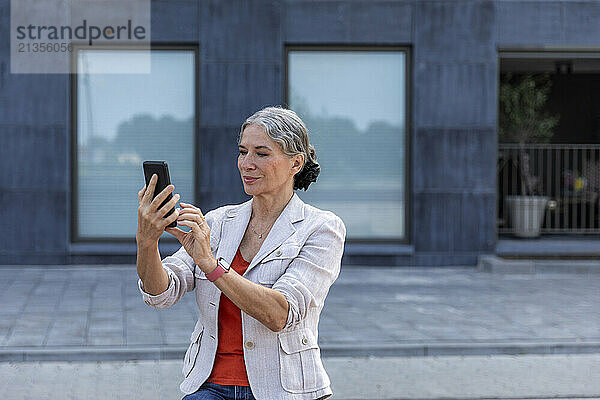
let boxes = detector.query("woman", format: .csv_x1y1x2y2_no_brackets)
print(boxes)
136,106,346,400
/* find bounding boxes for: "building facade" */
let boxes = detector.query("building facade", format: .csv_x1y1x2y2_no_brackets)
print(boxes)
2,0,599,265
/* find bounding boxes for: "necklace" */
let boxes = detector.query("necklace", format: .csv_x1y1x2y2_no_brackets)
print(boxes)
249,194,291,239
250,224,264,239
249,219,274,239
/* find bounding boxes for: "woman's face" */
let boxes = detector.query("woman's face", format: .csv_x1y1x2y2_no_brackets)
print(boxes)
238,124,302,197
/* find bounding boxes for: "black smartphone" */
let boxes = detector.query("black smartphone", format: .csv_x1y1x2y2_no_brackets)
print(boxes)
143,161,177,228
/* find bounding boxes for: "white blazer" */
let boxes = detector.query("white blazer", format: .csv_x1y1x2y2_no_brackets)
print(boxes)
138,192,346,400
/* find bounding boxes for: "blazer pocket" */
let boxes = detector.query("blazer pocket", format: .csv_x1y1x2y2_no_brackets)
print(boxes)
262,244,301,263
182,321,204,378
258,244,302,286
258,277,277,287
277,328,329,393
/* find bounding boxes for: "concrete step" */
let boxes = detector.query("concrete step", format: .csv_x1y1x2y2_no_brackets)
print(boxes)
3,339,600,362
478,254,600,273
2,354,600,399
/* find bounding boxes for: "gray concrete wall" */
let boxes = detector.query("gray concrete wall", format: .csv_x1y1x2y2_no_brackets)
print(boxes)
411,1,497,266
1,0,599,265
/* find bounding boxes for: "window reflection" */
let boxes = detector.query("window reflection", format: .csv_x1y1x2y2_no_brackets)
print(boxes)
288,50,406,239
76,49,195,239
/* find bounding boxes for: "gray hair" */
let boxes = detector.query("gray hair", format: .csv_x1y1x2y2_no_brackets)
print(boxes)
238,106,320,190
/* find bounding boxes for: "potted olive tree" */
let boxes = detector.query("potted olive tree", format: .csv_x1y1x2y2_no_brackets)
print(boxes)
498,73,559,237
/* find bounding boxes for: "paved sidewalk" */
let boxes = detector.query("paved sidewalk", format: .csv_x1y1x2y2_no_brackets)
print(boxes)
0,265,599,361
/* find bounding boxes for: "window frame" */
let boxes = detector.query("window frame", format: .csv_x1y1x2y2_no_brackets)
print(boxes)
284,45,412,244
70,44,199,243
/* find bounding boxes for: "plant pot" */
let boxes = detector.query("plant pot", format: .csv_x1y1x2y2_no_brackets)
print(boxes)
506,195,548,238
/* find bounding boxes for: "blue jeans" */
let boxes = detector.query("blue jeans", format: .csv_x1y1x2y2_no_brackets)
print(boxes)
182,381,256,400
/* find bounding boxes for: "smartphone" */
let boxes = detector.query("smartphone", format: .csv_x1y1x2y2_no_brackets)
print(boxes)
143,161,177,228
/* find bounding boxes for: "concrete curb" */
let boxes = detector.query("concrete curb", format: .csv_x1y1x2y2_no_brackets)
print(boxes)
0,345,189,362
478,255,600,273
3,340,600,362
321,341,600,357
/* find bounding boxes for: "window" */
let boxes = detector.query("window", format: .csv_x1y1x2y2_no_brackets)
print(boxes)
73,48,196,240
287,48,409,241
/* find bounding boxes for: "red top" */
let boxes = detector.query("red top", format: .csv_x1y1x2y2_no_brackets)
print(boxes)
207,248,251,386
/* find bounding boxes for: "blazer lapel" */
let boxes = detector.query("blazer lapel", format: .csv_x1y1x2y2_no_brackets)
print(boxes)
216,192,305,276
246,193,304,274
216,198,252,268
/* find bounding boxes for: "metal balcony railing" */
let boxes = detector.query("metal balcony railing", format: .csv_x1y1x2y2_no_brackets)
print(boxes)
498,144,600,235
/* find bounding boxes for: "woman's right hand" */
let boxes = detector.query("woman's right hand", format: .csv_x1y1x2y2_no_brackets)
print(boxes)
136,174,180,247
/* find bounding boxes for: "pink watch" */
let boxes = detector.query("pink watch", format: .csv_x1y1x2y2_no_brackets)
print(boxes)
206,257,231,282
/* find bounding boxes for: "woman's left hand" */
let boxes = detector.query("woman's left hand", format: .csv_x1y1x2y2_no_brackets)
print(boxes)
165,202,216,273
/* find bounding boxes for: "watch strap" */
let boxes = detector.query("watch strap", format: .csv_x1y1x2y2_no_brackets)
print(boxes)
206,257,230,282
